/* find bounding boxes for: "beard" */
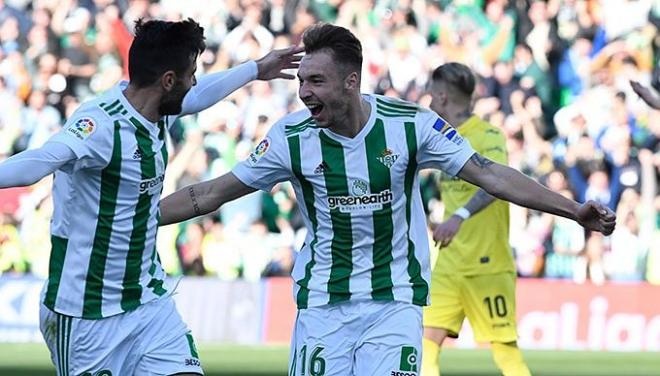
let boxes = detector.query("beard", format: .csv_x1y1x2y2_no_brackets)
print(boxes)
158,81,188,116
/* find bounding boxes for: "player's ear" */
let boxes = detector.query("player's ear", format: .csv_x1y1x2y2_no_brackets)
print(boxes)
344,71,359,90
161,70,177,92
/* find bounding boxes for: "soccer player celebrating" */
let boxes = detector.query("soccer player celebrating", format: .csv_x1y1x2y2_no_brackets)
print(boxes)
159,23,615,374
421,63,530,376
0,18,301,375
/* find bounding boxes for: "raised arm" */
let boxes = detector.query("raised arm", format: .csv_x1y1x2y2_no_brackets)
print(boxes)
179,46,303,116
630,80,660,110
159,172,256,226
0,142,76,188
457,154,616,234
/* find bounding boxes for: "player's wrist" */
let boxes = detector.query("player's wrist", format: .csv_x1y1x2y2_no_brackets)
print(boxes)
453,207,471,221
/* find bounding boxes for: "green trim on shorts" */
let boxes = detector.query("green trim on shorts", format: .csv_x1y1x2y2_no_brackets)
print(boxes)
186,332,199,359
57,314,72,376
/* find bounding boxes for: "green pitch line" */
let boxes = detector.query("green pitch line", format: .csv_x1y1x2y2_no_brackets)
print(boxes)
0,343,658,376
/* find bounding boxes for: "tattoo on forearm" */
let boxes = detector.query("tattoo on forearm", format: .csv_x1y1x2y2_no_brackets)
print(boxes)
470,154,494,168
189,186,201,215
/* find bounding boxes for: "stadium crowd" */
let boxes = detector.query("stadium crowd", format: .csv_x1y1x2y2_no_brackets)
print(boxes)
0,0,658,284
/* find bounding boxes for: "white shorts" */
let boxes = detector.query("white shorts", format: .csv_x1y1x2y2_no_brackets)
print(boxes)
288,300,422,376
39,296,203,376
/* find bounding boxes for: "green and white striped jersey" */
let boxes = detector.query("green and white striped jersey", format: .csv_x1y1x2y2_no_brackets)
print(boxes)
44,82,172,319
233,94,475,308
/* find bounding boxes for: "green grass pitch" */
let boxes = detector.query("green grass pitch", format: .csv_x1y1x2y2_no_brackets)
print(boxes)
0,343,658,375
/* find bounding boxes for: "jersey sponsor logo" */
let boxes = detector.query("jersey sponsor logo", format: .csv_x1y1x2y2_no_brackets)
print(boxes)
66,117,96,140
351,178,369,196
139,174,165,195
377,148,399,168
328,178,393,213
432,118,464,145
247,137,270,166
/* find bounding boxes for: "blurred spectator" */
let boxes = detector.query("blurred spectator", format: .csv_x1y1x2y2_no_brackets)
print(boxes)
0,0,657,283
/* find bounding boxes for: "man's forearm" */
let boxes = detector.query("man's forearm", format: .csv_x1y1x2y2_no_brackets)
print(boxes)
159,172,257,226
159,180,220,226
484,163,580,221
462,189,497,216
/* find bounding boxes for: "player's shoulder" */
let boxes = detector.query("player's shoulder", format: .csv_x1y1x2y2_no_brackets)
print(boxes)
278,108,318,138
61,89,122,143
371,94,426,120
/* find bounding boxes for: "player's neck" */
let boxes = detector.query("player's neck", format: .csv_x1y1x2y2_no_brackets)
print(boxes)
122,84,162,123
444,106,472,128
329,96,371,138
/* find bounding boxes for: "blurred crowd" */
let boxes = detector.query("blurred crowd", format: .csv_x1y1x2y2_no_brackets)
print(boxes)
0,0,658,285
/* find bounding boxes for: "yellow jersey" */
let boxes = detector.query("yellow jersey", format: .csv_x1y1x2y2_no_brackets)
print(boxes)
434,115,515,276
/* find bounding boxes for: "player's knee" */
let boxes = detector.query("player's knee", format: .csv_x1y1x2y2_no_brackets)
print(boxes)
491,342,531,376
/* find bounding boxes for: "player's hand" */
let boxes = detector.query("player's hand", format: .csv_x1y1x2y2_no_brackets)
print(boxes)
576,200,616,235
630,80,660,109
432,215,464,248
255,45,304,81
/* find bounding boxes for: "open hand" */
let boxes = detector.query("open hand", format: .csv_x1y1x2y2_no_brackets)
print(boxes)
576,200,616,235
432,215,464,248
255,45,304,81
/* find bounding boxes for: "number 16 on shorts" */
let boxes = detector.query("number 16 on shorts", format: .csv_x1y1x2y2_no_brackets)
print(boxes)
290,345,326,376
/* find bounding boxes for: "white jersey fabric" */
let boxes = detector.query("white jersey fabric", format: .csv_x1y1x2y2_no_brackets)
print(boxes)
232,94,475,309
41,61,258,319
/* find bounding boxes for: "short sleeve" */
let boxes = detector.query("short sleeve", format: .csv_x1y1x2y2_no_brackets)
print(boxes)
48,107,114,171
416,111,475,176
232,123,292,191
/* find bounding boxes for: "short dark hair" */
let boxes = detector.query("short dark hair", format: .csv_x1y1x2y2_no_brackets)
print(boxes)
128,18,206,87
431,62,476,97
302,23,362,75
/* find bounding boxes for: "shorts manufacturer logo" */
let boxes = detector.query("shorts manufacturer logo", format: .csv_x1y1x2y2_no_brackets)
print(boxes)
328,179,392,213
248,137,270,166
377,148,399,168
67,117,96,140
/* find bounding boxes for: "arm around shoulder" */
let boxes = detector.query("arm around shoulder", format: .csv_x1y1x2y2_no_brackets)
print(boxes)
159,172,256,226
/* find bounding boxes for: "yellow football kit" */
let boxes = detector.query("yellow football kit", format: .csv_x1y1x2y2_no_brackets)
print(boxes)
424,115,518,343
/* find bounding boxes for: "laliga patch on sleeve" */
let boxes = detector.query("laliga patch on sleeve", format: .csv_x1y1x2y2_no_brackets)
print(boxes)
432,118,463,145
66,117,97,141
247,137,270,166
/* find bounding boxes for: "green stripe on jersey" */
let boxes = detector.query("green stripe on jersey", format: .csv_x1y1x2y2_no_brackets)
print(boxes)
100,99,120,113
121,117,157,311
44,235,68,310
365,119,394,300
376,97,417,111
83,121,123,318
289,135,318,309
319,131,352,304
403,122,428,305
285,117,317,136
376,108,417,118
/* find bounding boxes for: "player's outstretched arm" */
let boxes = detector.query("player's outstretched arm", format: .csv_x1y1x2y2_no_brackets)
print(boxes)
456,153,616,235
0,142,76,188
179,46,303,116
159,172,256,226
630,80,660,109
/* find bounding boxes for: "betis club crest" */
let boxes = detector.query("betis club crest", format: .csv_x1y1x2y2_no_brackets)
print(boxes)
377,148,399,168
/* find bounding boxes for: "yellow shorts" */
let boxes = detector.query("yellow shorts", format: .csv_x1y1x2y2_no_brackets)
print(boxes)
423,271,518,343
